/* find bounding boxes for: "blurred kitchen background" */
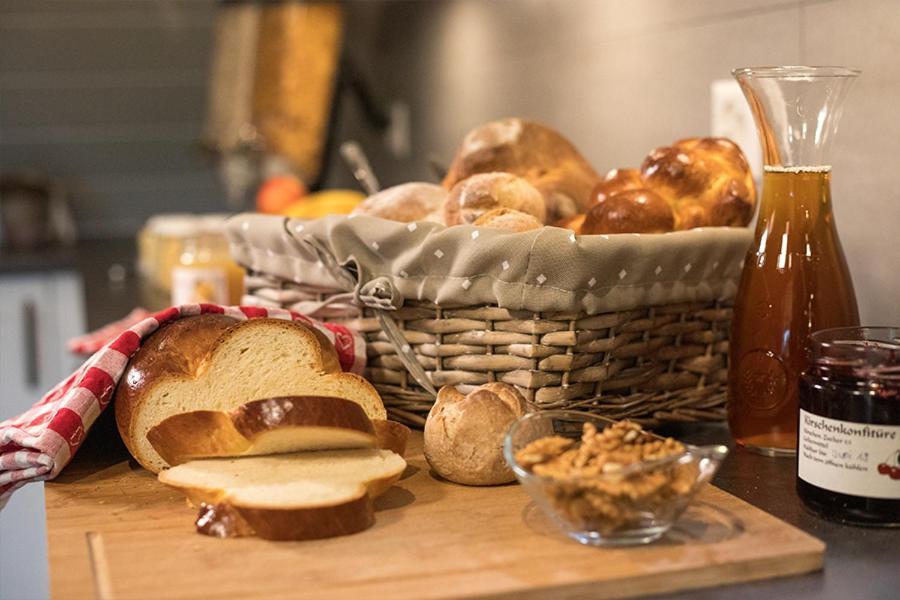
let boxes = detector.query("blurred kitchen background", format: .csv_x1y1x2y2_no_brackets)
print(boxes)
0,1,898,597
1,0,898,323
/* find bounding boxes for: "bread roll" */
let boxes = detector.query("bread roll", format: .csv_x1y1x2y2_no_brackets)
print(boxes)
442,118,601,222
582,189,675,235
444,172,546,226
641,137,756,229
423,383,529,486
473,207,543,232
350,182,447,223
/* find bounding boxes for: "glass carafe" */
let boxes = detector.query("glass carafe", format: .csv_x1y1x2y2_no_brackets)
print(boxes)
728,66,861,456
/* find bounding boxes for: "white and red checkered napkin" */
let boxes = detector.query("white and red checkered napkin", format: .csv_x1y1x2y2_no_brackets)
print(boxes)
0,304,366,507
66,307,152,355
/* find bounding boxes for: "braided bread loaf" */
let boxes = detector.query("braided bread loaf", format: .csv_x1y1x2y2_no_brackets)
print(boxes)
579,137,756,234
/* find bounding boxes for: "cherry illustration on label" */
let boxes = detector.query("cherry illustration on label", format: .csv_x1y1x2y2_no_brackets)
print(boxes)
876,450,900,480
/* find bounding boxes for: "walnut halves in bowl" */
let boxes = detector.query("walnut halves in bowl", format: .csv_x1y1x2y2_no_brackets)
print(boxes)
504,411,728,546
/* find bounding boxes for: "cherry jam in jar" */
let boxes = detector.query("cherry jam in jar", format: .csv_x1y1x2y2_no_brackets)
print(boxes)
797,327,900,526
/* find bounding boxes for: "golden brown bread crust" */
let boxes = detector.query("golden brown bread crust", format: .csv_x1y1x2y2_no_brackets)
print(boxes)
582,189,676,235
444,172,546,226
590,168,645,206
572,137,756,234
424,383,530,486
237,495,375,541
229,396,373,437
147,396,377,466
472,207,543,232
185,487,375,541
114,314,239,463
372,419,411,457
158,451,406,540
442,118,601,222
640,137,756,229
172,462,404,540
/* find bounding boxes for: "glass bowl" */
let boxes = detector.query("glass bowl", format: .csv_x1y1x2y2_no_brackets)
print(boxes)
503,410,728,546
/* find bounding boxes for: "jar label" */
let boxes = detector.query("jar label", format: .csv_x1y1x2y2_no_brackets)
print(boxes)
172,267,229,305
798,409,900,499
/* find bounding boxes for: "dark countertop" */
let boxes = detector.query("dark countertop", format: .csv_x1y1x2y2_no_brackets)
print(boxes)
15,239,900,599
657,423,899,599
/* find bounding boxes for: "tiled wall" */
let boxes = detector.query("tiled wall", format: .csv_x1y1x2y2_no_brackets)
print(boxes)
0,1,220,236
1,0,897,323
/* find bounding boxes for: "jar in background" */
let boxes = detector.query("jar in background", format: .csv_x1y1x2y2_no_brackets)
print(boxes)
171,216,244,306
797,326,900,526
137,214,196,309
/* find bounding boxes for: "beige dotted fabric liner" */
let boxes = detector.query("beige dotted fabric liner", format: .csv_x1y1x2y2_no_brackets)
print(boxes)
226,213,751,315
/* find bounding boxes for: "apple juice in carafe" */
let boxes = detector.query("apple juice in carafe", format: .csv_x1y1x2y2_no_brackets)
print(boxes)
728,166,859,453
729,66,862,456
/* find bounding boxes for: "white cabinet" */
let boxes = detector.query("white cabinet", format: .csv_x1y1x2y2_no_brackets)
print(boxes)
0,271,85,600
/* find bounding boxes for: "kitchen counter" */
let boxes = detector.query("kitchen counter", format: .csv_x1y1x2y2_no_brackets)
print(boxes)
33,239,900,599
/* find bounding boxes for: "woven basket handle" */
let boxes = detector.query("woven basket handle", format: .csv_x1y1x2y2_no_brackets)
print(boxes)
287,226,438,398
374,311,438,397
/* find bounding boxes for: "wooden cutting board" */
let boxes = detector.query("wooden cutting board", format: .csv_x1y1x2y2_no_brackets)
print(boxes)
45,432,823,600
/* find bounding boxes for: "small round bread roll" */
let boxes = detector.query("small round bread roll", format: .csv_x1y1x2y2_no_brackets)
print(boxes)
582,189,675,235
424,383,530,486
351,182,447,223
473,207,542,232
444,172,546,226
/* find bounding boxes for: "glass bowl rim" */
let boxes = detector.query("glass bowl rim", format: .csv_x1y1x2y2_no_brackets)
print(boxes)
732,65,861,79
503,409,728,484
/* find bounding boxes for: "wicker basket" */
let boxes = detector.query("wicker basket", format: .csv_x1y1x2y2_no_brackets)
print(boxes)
244,276,731,427
229,214,750,428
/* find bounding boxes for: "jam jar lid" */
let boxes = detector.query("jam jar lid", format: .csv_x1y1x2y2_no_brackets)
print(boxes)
808,326,900,386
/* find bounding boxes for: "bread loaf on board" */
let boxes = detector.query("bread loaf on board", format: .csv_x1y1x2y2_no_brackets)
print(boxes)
114,315,386,473
159,448,406,540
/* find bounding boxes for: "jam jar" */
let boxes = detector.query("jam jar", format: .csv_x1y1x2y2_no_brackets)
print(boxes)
797,327,900,526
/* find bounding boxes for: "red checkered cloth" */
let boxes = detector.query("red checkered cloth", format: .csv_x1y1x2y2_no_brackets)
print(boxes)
0,303,366,508
67,307,152,355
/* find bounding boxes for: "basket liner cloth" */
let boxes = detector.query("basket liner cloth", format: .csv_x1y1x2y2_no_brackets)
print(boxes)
226,213,752,315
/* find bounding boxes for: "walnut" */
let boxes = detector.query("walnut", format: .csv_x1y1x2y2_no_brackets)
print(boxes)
515,436,574,470
514,420,699,535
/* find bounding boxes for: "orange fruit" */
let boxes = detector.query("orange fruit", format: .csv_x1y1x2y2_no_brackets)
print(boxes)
256,176,307,214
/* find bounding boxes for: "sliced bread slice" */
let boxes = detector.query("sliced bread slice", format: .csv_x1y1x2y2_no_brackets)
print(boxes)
158,448,406,541
114,315,386,473
147,396,377,466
